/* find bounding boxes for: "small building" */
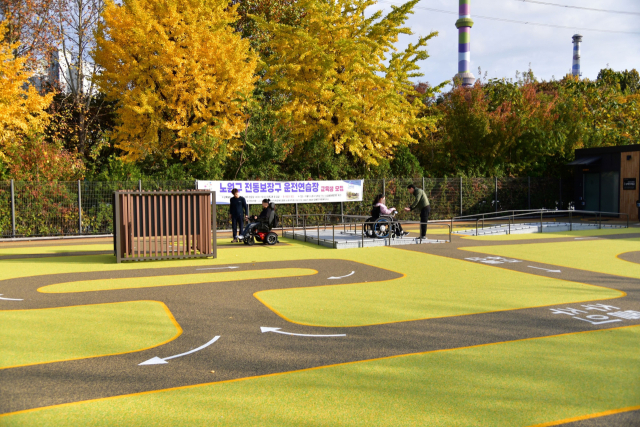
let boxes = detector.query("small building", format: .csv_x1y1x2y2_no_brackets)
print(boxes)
569,144,639,221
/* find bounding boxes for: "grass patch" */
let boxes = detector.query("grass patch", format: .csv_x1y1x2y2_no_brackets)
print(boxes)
461,239,640,279
0,301,180,369
255,248,622,327
0,244,112,256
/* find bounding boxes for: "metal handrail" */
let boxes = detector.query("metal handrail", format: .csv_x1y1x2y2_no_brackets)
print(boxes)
279,209,629,241
454,209,630,236
452,208,548,221
280,218,452,247
453,208,627,222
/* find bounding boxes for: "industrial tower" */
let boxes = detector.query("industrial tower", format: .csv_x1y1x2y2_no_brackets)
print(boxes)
572,34,583,77
455,0,476,86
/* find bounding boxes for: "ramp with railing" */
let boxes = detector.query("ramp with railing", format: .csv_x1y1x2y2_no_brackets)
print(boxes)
449,209,629,237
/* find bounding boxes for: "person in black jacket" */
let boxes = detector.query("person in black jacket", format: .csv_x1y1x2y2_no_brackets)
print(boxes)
229,188,248,242
238,199,271,240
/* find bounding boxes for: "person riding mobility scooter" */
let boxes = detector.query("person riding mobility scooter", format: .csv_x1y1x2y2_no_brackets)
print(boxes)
238,199,279,245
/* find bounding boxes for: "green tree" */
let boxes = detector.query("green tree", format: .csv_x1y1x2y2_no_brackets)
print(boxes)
597,68,639,94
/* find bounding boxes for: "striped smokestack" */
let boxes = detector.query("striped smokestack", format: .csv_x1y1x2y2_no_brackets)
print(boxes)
455,0,476,86
572,34,583,77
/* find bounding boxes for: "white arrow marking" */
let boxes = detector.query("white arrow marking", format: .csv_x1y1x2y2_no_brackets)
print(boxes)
139,336,220,365
528,266,562,273
328,271,355,280
196,266,239,270
0,294,23,301
261,327,346,337
574,238,596,240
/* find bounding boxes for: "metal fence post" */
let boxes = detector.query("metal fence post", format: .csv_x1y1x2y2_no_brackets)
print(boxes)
138,179,142,193
460,177,463,215
10,179,16,237
295,203,299,227
495,177,498,213
422,177,425,191
528,176,531,209
78,180,83,234
332,224,335,248
382,178,385,197
340,202,344,223
569,210,572,231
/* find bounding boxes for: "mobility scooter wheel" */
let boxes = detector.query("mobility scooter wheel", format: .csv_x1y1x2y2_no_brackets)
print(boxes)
265,232,278,245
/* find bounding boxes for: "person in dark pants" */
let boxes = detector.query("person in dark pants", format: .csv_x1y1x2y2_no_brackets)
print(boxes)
404,184,430,239
229,188,247,242
238,199,272,240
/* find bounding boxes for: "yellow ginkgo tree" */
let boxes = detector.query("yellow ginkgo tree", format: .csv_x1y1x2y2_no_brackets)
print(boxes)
0,21,53,162
254,0,442,165
94,0,258,161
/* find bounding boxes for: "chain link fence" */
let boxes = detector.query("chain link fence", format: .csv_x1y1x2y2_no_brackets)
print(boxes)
1,177,571,238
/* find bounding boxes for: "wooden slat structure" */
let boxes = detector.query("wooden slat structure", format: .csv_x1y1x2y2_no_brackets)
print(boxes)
113,190,216,263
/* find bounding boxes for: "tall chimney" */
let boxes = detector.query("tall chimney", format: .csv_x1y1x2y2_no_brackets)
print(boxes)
572,34,583,77
455,0,476,87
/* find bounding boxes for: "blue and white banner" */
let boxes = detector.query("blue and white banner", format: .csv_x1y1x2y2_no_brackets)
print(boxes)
196,180,364,204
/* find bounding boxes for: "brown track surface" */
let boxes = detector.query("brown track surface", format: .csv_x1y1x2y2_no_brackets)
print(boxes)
618,251,640,265
554,409,640,427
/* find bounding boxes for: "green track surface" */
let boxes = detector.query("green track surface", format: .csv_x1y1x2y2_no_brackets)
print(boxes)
0,301,180,369
255,247,621,327
0,240,621,326
39,268,317,293
0,239,318,281
4,326,638,426
462,239,640,279
0,244,111,256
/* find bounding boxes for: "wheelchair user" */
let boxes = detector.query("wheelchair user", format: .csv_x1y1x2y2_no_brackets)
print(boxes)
237,198,272,240
372,194,409,237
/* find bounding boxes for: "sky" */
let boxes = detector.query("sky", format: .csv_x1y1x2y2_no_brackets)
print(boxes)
369,0,640,87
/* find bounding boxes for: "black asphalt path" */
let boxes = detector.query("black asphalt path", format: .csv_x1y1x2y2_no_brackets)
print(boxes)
1,232,639,426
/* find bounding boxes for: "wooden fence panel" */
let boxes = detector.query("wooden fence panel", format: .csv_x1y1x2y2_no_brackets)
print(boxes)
114,190,215,263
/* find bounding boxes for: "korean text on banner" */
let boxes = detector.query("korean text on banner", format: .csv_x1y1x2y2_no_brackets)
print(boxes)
196,180,364,205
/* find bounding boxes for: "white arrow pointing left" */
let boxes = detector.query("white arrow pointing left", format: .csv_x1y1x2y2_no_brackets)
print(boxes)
0,294,23,301
528,266,561,273
139,336,220,365
261,327,346,337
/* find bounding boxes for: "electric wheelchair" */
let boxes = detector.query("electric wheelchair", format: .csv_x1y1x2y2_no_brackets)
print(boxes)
243,202,279,246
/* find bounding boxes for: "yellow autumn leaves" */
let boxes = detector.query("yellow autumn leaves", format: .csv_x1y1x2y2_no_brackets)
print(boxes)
0,23,53,163
94,0,437,164
254,0,438,165
95,0,257,161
